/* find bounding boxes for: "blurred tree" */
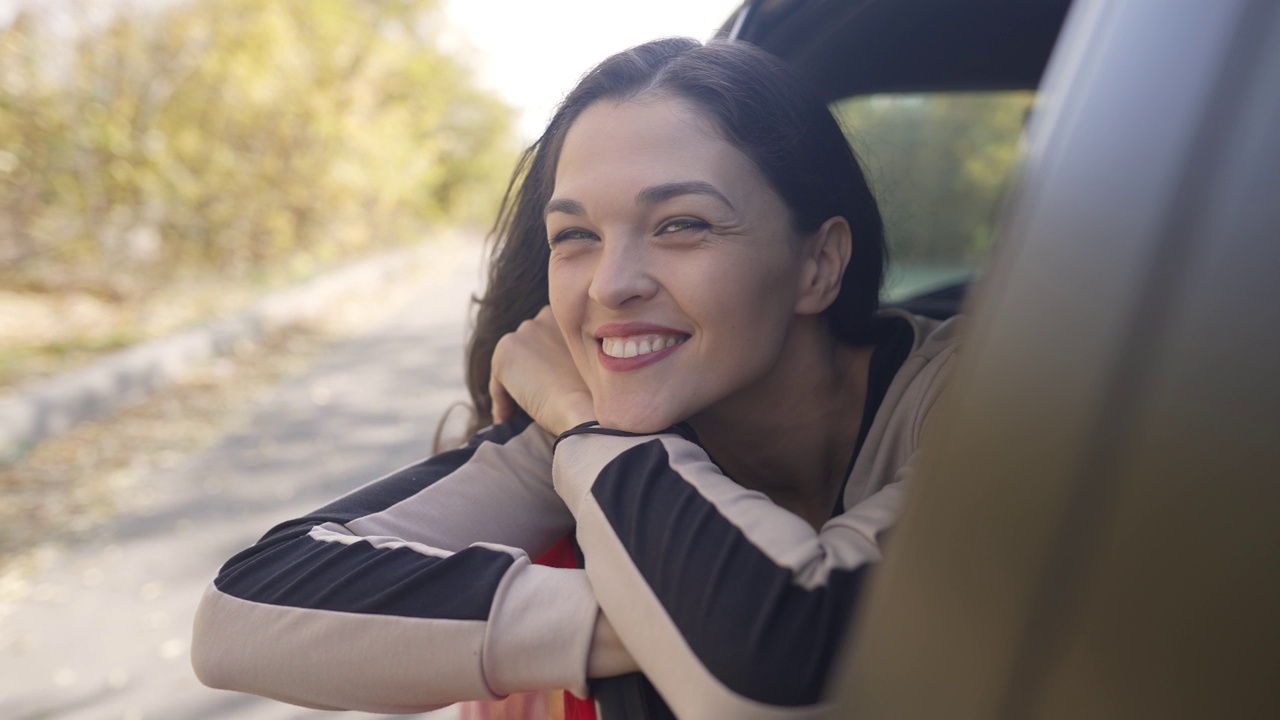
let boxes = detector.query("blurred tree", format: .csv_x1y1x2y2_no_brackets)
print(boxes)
835,92,1033,273
0,11,71,280
0,0,516,298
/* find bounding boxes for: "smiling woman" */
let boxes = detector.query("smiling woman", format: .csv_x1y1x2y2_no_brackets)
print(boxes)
544,97,814,437
192,38,961,720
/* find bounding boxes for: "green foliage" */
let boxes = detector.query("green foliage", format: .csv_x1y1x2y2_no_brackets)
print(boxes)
835,92,1034,275
0,0,517,296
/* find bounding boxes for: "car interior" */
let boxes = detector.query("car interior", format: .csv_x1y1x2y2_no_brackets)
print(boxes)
718,0,1074,320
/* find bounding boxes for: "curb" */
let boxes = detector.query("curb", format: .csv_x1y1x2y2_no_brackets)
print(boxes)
0,241,453,464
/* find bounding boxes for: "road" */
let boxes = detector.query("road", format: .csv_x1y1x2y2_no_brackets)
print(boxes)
0,245,486,719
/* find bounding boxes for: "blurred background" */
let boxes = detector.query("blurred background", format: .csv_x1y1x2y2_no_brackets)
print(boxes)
0,0,1031,717
0,0,515,389
0,1,736,718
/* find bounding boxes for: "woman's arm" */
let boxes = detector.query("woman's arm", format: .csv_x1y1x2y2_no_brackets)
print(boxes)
191,415,600,714
482,305,954,716
555,428,897,718
554,340,955,719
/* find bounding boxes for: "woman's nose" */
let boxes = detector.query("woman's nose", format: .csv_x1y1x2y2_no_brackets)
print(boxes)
588,235,659,309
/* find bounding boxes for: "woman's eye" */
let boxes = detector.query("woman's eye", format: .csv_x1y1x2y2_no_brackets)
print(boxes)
658,218,709,235
549,228,597,245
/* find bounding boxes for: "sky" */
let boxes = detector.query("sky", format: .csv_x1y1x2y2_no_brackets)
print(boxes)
440,0,742,140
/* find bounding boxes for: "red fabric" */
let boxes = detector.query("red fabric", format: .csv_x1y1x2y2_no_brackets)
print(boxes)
534,535,580,568
535,537,598,720
563,692,598,720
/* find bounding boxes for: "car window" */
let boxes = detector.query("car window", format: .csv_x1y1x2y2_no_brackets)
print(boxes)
832,91,1035,301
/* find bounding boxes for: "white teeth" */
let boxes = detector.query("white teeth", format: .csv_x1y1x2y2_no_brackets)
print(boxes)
601,334,686,359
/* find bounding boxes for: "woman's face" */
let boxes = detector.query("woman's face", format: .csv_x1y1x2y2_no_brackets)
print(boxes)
546,96,808,433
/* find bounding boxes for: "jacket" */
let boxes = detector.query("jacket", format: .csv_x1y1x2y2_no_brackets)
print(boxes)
191,310,960,718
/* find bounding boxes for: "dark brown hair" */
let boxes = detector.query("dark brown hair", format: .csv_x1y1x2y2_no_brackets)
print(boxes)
462,38,885,437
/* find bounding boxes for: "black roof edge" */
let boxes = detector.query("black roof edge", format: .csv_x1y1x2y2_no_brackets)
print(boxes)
722,0,1074,100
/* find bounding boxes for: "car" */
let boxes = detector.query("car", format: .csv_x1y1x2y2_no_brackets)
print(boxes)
722,0,1073,321
722,0,1280,717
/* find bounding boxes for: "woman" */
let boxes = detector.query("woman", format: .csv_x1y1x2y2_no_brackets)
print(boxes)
192,38,959,719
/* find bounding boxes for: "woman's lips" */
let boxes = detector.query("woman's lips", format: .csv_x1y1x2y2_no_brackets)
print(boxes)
593,323,690,372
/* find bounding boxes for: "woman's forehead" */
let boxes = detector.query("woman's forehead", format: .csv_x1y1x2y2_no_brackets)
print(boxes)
552,97,763,206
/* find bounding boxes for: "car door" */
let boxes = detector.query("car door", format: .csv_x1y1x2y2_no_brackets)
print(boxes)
828,0,1280,718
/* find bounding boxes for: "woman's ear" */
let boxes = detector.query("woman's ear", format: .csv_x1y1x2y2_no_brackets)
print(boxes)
794,216,852,315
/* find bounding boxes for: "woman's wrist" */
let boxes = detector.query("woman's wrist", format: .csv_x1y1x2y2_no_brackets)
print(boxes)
586,611,639,679
552,393,597,436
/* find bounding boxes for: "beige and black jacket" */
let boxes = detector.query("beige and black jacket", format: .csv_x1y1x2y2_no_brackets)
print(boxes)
192,310,960,719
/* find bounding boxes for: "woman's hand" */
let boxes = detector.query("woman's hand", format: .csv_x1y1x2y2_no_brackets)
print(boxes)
490,306,596,436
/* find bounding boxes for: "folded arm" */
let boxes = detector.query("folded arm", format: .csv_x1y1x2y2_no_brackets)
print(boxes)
192,416,599,714
554,426,913,719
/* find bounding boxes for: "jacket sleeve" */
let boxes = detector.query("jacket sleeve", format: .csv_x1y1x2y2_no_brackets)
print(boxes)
191,414,598,714
552,416,932,719
551,320,957,719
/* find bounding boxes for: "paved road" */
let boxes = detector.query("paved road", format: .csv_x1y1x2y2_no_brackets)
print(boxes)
0,247,485,719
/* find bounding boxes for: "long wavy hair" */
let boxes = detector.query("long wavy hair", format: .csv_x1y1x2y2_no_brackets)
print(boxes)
461,38,885,438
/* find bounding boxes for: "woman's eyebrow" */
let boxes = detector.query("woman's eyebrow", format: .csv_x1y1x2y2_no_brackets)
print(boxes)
544,198,585,217
637,181,736,210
